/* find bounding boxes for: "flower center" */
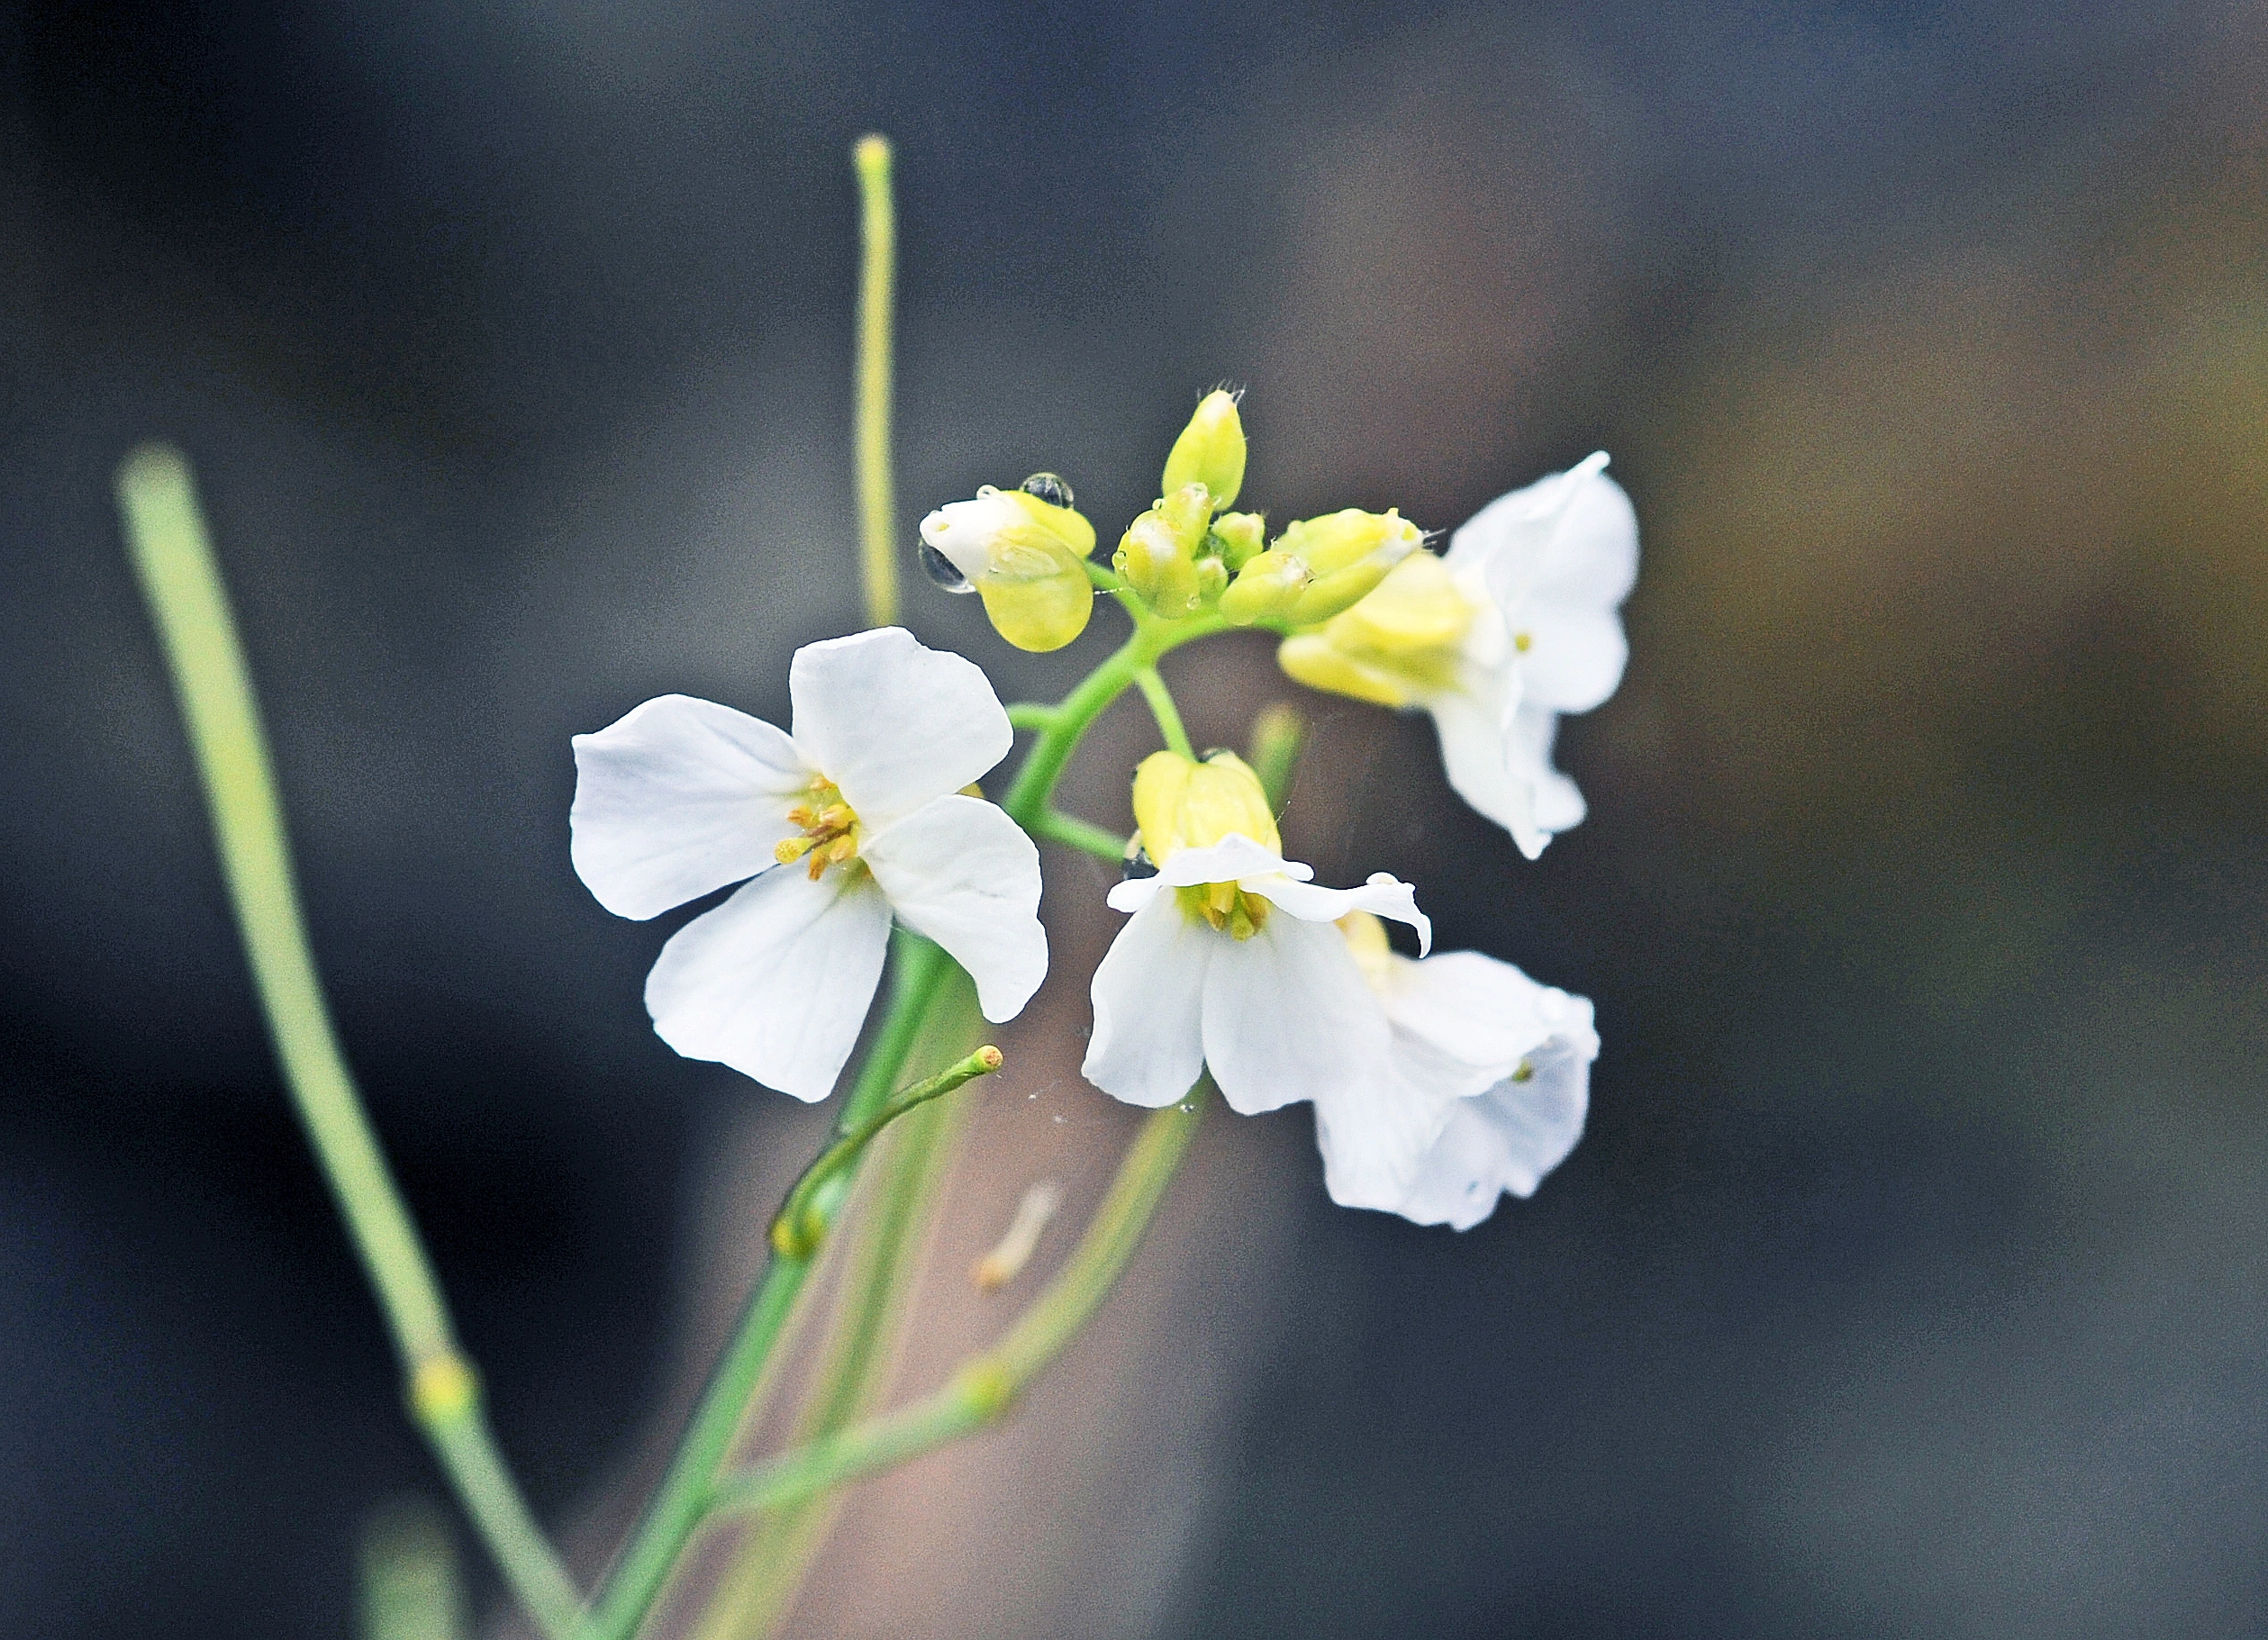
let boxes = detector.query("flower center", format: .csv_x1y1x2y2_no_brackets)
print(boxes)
775,775,865,881
1177,880,1270,939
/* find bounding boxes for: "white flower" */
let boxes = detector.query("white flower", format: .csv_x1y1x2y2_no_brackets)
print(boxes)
568,627,1048,1102
1316,911,1598,1228
1277,452,1637,857
1081,750,1429,1116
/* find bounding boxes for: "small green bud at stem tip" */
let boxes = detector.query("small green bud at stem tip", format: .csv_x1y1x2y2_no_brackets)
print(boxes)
769,1044,1008,1260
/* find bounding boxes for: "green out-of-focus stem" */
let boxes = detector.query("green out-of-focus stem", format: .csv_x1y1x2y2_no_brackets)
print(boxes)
1246,702,1306,810
1132,665,1194,759
113,446,583,1640
852,133,899,627
704,1096,1204,1523
1030,809,1128,861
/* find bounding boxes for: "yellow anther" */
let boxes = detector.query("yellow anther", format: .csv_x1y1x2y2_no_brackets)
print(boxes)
778,775,864,881
1514,632,1532,653
1510,1059,1536,1083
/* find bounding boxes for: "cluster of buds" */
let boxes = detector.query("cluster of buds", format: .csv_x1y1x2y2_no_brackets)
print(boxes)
920,389,1424,648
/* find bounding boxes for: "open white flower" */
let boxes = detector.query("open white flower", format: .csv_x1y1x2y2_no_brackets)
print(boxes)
1081,750,1428,1117
569,627,1048,1102
1316,911,1598,1228
1277,452,1637,857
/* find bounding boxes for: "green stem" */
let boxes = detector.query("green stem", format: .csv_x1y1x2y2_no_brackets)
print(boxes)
113,447,583,1640
705,1097,1204,1522
1001,611,1226,828
771,1046,1004,1259
1003,702,1058,732
852,134,898,628
1030,809,1128,861
1132,665,1194,758
579,937,952,1640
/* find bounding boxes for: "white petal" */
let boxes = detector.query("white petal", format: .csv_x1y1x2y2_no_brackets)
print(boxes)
1517,603,1628,714
1247,872,1431,955
787,628,1012,828
1393,1001,1596,1229
1429,686,1547,859
643,865,892,1102
1148,834,1311,889
1312,1072,1462,1214
1084,892,1212,1108
570,694,812,921
1447,452,1635,615
1201,914,1389,1116
862,795,1048,1024
1531,459,1638,610
1511,707,1588,837
1104,874,1167,914
1376,949,1565,1094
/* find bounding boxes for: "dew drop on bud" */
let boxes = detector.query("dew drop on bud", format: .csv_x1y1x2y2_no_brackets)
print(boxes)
920,541,975,593
1021,472,1075,511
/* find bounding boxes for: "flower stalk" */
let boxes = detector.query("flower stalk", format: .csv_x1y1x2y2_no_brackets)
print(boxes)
113,446,585,1640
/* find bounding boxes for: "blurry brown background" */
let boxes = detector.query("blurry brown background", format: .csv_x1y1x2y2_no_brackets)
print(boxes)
3,1,2266,1635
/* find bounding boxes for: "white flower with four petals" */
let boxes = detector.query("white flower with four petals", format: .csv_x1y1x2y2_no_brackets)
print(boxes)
569,627,1048,1102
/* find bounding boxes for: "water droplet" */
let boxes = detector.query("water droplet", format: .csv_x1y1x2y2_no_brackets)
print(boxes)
1021,472,1075,511
920,541,975,593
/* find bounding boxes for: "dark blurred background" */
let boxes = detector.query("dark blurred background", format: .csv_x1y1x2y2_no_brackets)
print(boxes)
5,0,2267,1634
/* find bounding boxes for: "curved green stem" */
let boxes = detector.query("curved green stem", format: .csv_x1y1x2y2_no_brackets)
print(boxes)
114,447,583,1640
771,1046,1003,1259
705,1096,1203,1523
1132,665,1193,758
852,134,898,628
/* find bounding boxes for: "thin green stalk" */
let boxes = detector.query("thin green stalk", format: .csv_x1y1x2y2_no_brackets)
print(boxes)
114,446,582,1640
852,134,898,627
579,938,954,1640
1001,611,1226,827
1133,665,1194,758
772,1045,1003,1259
705,1097,1204,1522
692,975,978,1640
1030,809,1128,861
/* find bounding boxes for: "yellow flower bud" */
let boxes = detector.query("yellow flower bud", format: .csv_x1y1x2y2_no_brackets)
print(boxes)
1207,511,1266,572
919,484,1097,652
1129,748,1281,863
1218,507,1422,628
1276,551,1475,708
1114,482,1213,621
1161,389,1247,511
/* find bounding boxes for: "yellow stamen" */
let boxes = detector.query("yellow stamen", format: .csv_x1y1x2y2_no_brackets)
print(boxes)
778,774,864,881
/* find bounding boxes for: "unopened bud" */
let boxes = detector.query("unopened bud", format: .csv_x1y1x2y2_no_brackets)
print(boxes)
1114,482,1213,621
920,485,1097,652
1161,389,1247,511
1219,507,1421,628
1207,512,1266,572
1130,748,1281,862
1275,552,1475,708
